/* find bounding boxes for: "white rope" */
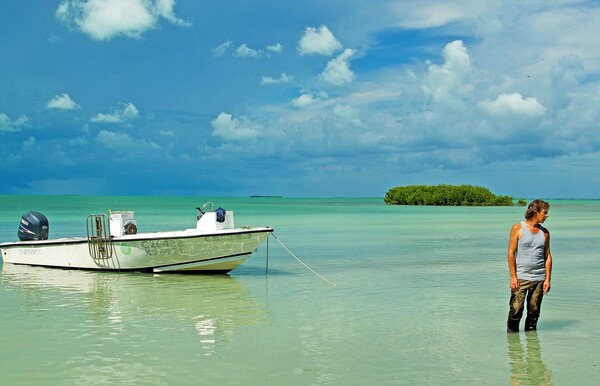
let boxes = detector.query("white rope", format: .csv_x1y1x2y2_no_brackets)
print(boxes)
271,233,336,287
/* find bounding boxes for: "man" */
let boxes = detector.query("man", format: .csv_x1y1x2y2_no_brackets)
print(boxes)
507,199,553,332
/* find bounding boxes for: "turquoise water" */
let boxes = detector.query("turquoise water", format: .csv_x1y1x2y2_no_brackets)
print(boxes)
1,196,599,385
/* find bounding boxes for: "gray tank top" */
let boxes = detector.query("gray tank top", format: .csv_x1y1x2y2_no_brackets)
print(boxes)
516,222,547,281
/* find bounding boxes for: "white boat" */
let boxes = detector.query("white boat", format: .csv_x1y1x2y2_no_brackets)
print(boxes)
0,202,272,273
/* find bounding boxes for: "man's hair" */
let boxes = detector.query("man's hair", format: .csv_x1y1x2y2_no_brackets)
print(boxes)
524,199,550,220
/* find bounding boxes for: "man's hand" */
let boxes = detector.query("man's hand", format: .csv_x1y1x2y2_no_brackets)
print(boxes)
510,276,519,291
543,279,551,294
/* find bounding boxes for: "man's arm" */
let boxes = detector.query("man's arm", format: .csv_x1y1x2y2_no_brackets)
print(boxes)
508,223,521,291
543,230,552,294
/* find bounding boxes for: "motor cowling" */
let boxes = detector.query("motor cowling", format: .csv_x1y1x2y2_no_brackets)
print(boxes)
18,211,49,241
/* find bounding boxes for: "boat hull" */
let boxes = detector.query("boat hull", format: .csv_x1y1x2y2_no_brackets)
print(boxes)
0,227,272,273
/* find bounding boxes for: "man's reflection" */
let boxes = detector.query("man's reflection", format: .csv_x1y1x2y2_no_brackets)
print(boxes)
507,332,552,385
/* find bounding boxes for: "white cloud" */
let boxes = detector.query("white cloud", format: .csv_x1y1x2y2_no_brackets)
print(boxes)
478,93,546,117
423,40,472,104
212,41,233,57
433,40,471,76
320,48,356,86
233,44,262,58
333,104,362,126
529,6,600,73
261,73,291,85
211,112,260,141
298,25,342,56
392,1,483,29
0,113,28,132
90,102,139,123
292,93,320,108
47,93,79,110
55,0,189,41
266,43,283,53
96,129,160,149
153,0,190,27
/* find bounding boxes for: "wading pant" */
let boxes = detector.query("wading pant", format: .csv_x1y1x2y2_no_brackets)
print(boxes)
507,280,544,332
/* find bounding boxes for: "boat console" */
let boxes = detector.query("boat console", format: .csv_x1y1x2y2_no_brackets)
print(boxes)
109,211,138,237
194,202,234,232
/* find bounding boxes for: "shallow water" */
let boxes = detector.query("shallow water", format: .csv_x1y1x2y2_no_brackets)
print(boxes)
1,196,599,385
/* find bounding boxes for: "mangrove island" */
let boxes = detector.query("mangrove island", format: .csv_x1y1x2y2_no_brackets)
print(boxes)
384,184,516,206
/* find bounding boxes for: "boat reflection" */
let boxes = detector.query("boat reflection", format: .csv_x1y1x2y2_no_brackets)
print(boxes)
507,332,553,385
1,263,269,356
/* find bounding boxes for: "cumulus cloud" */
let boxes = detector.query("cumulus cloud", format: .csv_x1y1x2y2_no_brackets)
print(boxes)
423,40,472,104
153,0,189,26
96,129,160,149
0,113,28,132
90,102,139,123
266,43,283,53
261,73,291,85
291,93,321,108
478,93,547,117
211,112,260,141
298,25,342,56
55,0,189,41
233,44,262,58
320,48,356,86
47,93,79,110
333,104,363,126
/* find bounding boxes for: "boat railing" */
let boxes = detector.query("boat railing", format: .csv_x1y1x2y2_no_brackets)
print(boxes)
86,214,113,259
196,201,214,220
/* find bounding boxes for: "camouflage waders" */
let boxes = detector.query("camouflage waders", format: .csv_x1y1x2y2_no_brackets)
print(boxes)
507,280,545,332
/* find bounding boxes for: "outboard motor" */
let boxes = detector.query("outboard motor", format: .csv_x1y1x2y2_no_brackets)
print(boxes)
18,211,49,241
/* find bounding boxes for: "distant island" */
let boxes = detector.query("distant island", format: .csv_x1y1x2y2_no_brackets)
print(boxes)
384,184,520,206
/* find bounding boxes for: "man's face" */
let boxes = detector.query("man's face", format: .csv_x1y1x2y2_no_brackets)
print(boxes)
535,209,549,223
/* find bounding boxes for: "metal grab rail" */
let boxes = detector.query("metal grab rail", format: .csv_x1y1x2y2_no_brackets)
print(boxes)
86,214,113,259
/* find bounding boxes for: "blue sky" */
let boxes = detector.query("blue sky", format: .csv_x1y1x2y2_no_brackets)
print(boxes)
1,1,599,198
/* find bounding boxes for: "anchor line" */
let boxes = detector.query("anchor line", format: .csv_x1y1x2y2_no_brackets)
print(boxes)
270,233,336,287
266,234,269,274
